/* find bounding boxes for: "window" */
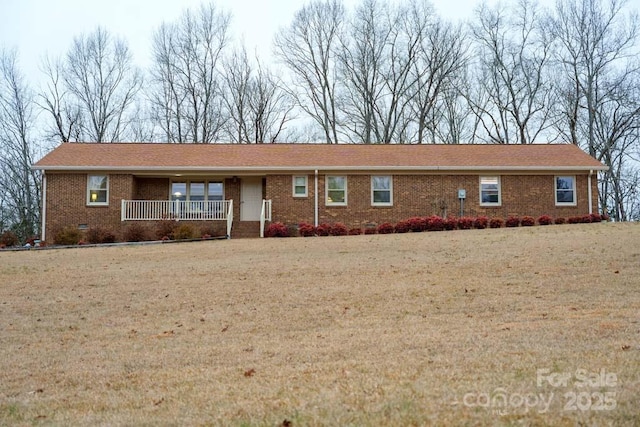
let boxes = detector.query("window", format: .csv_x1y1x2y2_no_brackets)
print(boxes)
87,175,108,205
480,176,501,206
326,176,347,205
372,176,392,206
556,176,576,205
292,176,308,197
171,181,223,202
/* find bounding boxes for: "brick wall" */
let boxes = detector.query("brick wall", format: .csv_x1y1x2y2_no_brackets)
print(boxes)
266,173,598,230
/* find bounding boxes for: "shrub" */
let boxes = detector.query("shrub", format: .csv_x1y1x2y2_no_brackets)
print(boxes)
316,223,331,236
265,222,288,237
86,226,117,244
521,216,535,227
443,217,458,230
394,220,411,233
474,216,489,229
174,223,196,240
348,228,362,235
581,214,593,223
54,226,83,245
200,225,221,238
505,216,520,227
554,217,566,225
408,217,428,232
0,230,19,247
156,219,177,240
489,218,504,228
601,213,610,221
330,223,349,236
538,215,553,226
377,222,395,234
590,213,601,222
124,223,150,242
427,216,445,231
364,227,377,235
567,216,582,224
298,222,316,237
457,217,474,230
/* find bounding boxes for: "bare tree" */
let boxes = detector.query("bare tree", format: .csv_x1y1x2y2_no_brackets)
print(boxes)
0,49,41,240
223,47,295,143
274,0,345,143
551,0,639,219
149,2,231,143
40,27,142,143
469,0,555,144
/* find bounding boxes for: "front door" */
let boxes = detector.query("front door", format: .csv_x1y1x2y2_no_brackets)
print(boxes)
240,177,263,221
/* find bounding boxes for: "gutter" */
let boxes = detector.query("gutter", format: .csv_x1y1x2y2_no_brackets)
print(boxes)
588,170,593,215
314,169,319,227
41,173,47,241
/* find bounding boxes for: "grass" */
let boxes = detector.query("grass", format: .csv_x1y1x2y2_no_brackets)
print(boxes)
0,222,639,426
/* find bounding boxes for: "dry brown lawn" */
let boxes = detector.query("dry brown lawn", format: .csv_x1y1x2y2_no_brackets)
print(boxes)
0,222,639,426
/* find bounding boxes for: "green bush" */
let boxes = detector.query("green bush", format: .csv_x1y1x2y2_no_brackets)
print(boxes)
174,224,196,240
54,226,83,245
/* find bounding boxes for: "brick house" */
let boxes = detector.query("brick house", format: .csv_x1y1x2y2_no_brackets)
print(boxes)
33,143,607,240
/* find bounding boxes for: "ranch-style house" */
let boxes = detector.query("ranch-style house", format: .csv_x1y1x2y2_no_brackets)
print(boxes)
33,142,607,240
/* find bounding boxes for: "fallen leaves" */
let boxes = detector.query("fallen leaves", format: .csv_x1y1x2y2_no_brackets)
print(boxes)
244,368,256,377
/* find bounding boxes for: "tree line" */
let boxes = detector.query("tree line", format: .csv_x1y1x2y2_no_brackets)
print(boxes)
1,0,639,241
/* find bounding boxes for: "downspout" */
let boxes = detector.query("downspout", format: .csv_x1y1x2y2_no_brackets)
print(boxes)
314,170,319,227
588,170,593,215
41,173,47,242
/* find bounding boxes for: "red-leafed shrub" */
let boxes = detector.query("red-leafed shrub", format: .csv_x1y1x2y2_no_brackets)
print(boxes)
394,220,411,233
489,218,504,228
330,223,348,236
521,216,535,226
457,217,474,230
443,217,458,230
474,216,489,229
156,219,177,240
408,217,428,232
348,228,362,235
554,217,566,225
364,227,377,235
427,216,445,231
265,222,289,237
505,216,520,227
568,216,582,224
590,213,601,222
124,223,150,242
0,230,19,247
377,222,395,234
601,213,610,221
538,215,553,226
316,223,331,236
298,222,316,237
581,214,593,223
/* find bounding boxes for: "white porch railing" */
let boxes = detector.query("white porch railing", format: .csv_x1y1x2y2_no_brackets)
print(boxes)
226,200,233,239
121,200,232,221
260,199,272,238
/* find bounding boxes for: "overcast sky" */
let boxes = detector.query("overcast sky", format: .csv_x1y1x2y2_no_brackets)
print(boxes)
0,0,490,84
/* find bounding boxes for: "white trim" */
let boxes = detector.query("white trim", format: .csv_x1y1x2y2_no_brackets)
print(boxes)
41,173,47,242
292,175,308,197
170,179,225,202
479,176,501,207
371,175,393,206
314,170,318,227
86,174,109,206
325,175,347,206
588,171,593,214
555,175,577,206
34,165,610,172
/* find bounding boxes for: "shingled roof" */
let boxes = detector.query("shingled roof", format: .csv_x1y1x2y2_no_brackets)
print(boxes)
33,142,607,172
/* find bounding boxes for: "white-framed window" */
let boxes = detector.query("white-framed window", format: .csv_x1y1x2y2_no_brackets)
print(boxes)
171,181,224,202
326,176,347,205
87,175,108,205
292,176,308,197
371,176,392,206
555,176,576,205
479,176,501,206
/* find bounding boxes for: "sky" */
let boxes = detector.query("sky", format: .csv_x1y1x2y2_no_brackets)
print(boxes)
0,0,487,85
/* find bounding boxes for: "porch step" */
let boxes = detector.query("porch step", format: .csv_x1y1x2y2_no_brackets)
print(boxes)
231,221,261,239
